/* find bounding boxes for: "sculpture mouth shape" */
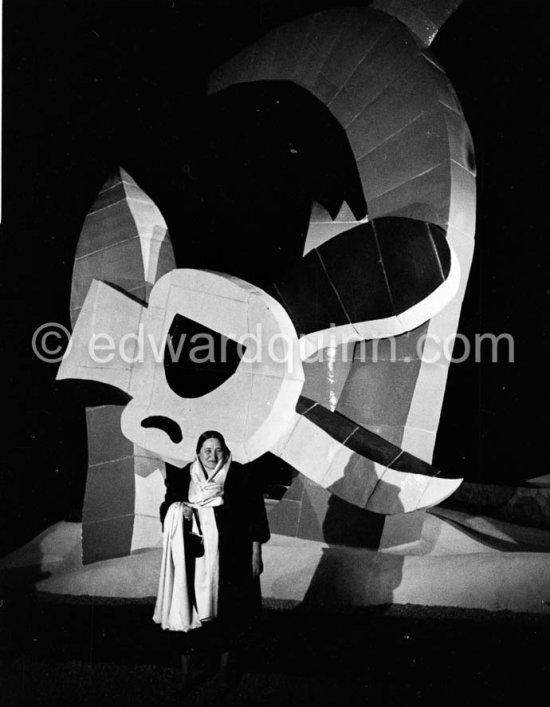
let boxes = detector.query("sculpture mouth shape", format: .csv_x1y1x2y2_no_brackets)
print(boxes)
141,416,183,444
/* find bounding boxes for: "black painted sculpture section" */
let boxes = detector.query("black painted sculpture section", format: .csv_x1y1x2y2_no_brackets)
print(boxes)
275,218,452,336
160,80,367,291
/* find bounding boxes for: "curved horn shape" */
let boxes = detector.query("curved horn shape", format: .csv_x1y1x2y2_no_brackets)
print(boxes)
371,0,464,48
209,6,476,469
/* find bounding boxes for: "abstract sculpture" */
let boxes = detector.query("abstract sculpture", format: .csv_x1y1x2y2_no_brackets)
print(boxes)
58,2,476,561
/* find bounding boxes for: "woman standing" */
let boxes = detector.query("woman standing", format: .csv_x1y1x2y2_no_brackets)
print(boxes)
154,430,270,686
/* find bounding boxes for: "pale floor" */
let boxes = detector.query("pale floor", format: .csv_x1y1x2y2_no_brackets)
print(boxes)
1,506,550,615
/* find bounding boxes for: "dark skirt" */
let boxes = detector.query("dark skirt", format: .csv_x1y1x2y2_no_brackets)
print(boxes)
168,583,261,654
168,538,262,655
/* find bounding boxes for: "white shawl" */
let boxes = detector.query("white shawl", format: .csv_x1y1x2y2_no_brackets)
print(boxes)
153,455,231,632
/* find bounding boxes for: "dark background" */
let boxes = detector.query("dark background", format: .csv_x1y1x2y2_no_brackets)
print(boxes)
1,0,549,554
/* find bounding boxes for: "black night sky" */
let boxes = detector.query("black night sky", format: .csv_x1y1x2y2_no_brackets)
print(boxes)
1,0,549,554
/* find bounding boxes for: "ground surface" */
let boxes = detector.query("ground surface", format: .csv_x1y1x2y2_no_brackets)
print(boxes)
3,514,550,614
2,512,550,704
1,594,549,706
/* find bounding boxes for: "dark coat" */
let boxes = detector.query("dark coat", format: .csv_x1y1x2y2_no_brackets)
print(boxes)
160,460,270,622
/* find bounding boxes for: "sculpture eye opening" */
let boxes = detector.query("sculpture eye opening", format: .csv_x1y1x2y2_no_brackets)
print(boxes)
163,313,245,399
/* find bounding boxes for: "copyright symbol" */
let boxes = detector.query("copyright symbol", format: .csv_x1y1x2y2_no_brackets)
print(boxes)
32,322,73,363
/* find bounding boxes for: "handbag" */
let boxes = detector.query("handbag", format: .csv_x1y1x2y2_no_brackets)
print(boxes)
184,519,205,558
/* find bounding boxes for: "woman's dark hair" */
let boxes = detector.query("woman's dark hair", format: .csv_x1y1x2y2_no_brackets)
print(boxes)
196,430,229,456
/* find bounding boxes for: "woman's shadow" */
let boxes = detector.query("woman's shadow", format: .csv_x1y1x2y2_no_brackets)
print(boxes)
301,472,406,608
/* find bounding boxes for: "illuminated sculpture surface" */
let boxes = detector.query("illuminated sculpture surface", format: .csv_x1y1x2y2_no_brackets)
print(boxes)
58,2,476,561
61,217,461,514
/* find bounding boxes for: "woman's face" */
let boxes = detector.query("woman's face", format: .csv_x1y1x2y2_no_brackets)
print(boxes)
199,437,226,470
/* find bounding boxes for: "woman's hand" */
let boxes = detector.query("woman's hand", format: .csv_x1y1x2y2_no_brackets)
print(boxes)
252,541,263,577
181,503,194,522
